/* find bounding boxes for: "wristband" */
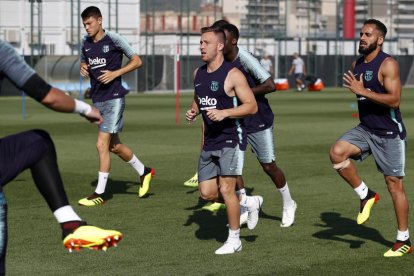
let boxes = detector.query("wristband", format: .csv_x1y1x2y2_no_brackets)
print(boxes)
74,99,92,115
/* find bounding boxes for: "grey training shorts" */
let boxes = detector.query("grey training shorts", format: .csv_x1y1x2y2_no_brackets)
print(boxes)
94,98,125,133
198,145,245,183
339,125,406,177
247,126,276,163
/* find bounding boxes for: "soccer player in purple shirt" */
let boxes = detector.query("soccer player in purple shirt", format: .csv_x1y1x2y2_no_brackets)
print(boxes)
218,22,297,229
186,27,257,254
78,6,154,206
0,40,122,274
330,19,411,257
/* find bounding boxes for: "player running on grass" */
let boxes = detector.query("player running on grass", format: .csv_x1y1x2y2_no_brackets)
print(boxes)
186,27,257,254
330,19,411,257
0,40,122,274
186,20,297,228
218,22,297,228
78,6,154,206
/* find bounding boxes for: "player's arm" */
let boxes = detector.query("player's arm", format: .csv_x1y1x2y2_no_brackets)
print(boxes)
117,54,142,76
23,76,103,124
252,77,275,96
98,32,142,84
98,54,142,84
80,61,89,77
0,41,102,123
207,68,257,122
343,58,401,108
80,38,90,77
241,50,275,95
186,68,200,123
288,64,294,75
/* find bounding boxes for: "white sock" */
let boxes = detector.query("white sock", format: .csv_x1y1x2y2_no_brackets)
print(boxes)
228,228,240,243
53,205,82,223
397,229,409,241
278,182,294,208
95,171,109,194
127,154,145,175
240,194,258,209
354,181,368,200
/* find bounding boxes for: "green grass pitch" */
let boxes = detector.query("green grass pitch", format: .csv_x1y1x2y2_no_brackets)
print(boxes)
0,87,413,275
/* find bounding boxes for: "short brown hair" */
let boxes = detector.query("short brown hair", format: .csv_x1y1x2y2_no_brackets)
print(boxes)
200,27,226,43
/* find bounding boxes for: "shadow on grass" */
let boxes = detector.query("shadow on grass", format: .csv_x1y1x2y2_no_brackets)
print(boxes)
87,178,152,201
312,212,393,248
184,197,258,243
259,210,280,224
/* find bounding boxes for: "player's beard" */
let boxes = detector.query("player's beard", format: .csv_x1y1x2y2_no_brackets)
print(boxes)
358,40,377,55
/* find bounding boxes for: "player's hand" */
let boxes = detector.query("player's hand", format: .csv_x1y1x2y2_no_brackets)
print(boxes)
83,107,103,125
206,109,226,122
185,108,198,123
98,70,118,84
343,70,365,95
80,63,90,78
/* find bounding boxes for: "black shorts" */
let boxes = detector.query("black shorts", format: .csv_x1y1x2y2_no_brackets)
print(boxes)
0,129,51,188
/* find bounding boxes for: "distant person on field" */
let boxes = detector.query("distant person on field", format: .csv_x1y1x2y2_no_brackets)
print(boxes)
186,27,257,255
288,52,306,91
78,6,154,206
330,18,411,257
260,53,273,78
0,39,122,275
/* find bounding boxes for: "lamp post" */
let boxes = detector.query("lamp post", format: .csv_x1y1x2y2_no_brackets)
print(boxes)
28,0,42,66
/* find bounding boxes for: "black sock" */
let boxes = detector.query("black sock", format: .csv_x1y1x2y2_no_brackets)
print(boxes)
61,220,87,240
362,189,375,201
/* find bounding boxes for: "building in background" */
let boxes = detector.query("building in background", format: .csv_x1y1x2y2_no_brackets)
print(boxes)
0,0,140,56
1,0,413,56
240,0,324,39
0,0,413,92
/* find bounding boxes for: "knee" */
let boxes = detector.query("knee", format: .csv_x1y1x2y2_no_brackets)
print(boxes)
32,129,54,150
329,142,349,162
96,139,110,152
32,129,51,138
261,162,276,174
200,193,215,201
219,184,234,198
199,189,216,201
110,143,121,154
330,144,353,171
386,177,404,194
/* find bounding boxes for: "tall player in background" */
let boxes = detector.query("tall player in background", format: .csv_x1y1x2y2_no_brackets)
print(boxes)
217,22,297,228
330,19,411,257
78,6,154,206
0,40,122,275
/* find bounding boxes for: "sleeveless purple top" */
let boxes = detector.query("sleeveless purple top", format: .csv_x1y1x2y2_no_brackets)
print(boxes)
353,51,406,139
194,61,247,151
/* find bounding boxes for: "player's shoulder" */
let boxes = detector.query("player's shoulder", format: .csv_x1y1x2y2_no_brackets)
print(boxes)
105,30,126,42
381,52,397,65
238,47,262,67
227,66,244,79
0,40,24,62
81,35,92,43
81,35,93,49
380,55,399,75
238,47,256,60
0,40,17,60
0,40,13,51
